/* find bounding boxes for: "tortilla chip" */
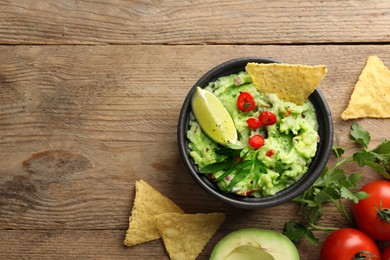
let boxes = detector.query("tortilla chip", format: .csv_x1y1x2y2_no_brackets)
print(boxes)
124,180,184,247
341,56,390,120
155,213,225,260
245,62,327,105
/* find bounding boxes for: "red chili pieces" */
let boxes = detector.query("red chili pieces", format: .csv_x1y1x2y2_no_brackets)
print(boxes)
266,149,275,157
259,111,277,126
248,134,265,149
237,92,256,112
246,117,262,130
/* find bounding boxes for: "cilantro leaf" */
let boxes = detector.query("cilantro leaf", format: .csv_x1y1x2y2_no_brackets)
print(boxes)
198,161,232,174
372,139,390,154
215,147,241,158
337,173,362,189
332,145,345,159
308,205,323,225
353,150,377,167
325,168,345,186
313,189,332,204
350,122,371,149
215,165,236,181
340,187,360,203
283,220,319,245
365,161,390,179
228,160,252,188
355,191,369,201
254,158,267,173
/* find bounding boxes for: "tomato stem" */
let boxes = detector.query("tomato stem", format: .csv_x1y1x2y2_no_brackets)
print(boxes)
377,200,390,224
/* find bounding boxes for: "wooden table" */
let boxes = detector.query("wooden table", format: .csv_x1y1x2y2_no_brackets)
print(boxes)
1,1,389,259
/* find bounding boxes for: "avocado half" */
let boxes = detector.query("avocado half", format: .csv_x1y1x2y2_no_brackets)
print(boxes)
210,228,300,260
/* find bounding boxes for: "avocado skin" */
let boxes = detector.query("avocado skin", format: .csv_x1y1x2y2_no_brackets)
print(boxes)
210,227,300,260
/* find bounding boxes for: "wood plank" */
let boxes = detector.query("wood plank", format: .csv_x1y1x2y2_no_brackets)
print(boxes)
0,230,169,260
1,44,389,259
0,0,389,44
0,45,389,147
0,209,347,260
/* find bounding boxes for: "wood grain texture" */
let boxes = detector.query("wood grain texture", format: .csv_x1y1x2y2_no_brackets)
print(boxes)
0,44,389,259
0,0,389,45
0,206,350,260
1,1,390,259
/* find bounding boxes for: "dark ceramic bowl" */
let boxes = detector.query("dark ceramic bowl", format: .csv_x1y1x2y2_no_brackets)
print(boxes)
177,57,333,209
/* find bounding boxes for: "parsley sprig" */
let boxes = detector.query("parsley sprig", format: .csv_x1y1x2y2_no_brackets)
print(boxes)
283,122,390,245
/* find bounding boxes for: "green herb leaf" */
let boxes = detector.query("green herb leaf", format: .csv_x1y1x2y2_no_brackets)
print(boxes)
354,191,369,202
325,168,345,186
283,220,319,245
228,161,253,188
308,205,323,225
228,172,246,188
340,187,359,203
215,164,236,181
350,122,371,149
353,150,377,167
365,161,390,179
313,189,331,204
335,173,361,190
352,148,390,179
216,147,241,158
372,139,390,155
323,186,342,200
254,158,267,173
240,147,250,158
332,145,345,159
199,161,231,174
345,173,362,187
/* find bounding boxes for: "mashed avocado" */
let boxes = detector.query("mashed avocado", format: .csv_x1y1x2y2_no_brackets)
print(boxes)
187,71,319,197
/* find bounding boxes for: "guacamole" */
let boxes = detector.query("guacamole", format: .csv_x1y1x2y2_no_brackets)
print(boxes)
187,71,319,197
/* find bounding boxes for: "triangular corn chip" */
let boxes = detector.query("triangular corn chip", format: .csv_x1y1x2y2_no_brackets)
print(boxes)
124,180,184,247
155,213,225,260
246,62,327,105
341,56,390,120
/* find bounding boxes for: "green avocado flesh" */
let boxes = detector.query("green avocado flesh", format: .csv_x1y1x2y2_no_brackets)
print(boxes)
187,71,318,197
225,245,274,260
210,228,299,260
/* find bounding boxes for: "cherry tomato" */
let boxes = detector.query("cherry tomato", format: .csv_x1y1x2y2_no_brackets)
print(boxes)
320,228,381,260
246,117,262,130
259,111,277,126
237,92,256,112
248,134,265,149
382,244,390,260
352,180,390,241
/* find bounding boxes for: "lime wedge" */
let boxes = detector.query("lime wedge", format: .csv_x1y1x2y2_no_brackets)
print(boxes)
191,87,237,146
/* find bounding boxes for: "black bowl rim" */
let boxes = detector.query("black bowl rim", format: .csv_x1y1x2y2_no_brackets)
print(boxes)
178,57,334,209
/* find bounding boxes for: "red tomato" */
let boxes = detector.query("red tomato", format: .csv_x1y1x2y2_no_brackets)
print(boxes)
237,92,256,112
246,117,262,130
382,244,390,260
259,111,277,125
320,228,381,260
352,180,390,241
248,134,264,149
